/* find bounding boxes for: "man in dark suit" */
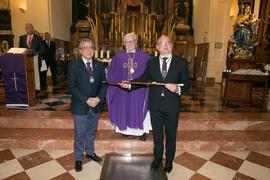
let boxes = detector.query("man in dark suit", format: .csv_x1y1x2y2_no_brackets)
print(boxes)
19,23,46,91
67,39,107,172
19,23,45,60
120,35,191,173
43,32,57,86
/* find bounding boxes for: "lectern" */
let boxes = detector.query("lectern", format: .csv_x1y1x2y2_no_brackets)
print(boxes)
0,49,38,106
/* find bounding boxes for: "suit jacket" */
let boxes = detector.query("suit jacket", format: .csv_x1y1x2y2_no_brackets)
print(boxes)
43,40,56,64
19,34,45,55
131,55,191,112
67,58,107,115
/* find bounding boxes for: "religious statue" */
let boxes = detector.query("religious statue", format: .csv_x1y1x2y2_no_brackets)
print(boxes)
228,4,260,58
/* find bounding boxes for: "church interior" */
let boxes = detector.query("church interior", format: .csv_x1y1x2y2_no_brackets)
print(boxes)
0,0,270,179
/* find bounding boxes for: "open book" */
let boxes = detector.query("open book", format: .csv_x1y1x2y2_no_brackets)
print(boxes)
7,48,27,54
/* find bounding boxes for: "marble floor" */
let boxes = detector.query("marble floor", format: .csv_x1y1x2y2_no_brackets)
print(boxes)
0,80,269,113
0,148,270,180
0,81,270,179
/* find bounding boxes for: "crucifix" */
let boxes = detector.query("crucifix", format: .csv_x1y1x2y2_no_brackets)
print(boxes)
11,72,19,91
123,58,138,80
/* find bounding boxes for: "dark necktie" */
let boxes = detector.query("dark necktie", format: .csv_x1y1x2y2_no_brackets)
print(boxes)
161,57,168,98
162,57,168,78
86,62,92,75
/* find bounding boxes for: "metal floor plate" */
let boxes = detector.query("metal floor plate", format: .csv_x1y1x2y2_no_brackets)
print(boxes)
100,154,168,180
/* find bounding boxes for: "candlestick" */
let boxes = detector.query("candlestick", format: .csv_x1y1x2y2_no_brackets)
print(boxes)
100,50,103,59
107,50,110,59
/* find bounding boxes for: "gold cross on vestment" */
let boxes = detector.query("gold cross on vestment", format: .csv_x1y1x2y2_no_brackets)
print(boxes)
123,57,138,80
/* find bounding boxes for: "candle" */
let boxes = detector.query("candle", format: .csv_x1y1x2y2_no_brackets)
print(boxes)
148,14,151,34
145,19,148,35
107,50,110,59
95,50,98,58
100,50,103,59
118,15,120,33
194,46,197,57
153,19,155,35
155,51,158,56
188,56,190,62
121,32,124,40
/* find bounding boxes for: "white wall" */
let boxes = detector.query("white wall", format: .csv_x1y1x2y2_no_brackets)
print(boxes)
10,0,72,47
50,0,72,41
206,0,230,81
193,0,211,44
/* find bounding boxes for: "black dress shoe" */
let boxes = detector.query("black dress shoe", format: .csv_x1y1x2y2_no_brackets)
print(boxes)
151,158,162,169
164,160,173,173
75,161,82,172
86,153,102,162
139,133,147,141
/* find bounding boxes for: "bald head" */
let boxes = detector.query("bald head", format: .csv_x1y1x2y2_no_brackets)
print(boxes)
156,35,173,56
25,23,34,35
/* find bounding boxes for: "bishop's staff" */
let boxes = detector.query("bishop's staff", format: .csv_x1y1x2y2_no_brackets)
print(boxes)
103,81,183,86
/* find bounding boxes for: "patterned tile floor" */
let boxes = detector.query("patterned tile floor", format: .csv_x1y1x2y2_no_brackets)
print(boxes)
0,148,269,180
0,81,270,179
0,81,269,113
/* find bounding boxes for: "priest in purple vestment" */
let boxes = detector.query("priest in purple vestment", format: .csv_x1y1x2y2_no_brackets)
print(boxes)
106,33,152,141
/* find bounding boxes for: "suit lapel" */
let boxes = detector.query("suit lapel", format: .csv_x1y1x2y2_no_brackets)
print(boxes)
153,56,164,81
165,55,177,81
78,58,88,75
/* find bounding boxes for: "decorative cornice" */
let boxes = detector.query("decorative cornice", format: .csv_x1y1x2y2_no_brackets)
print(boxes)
0,0,10,10
0,30,13,35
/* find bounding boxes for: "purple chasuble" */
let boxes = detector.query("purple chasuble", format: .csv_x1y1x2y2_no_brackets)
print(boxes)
106,48,150,130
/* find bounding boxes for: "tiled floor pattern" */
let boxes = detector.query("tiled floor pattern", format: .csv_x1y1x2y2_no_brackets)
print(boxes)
0,81,269,113
0,149,269,180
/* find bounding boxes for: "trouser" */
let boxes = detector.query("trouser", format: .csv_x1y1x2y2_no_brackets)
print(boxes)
40,70,47,90
150,109,179,161
47,62,56,84
73,109,99,161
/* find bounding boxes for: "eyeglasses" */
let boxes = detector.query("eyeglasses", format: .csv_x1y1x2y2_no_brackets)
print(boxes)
157,41,171,46
81,46,95,50
124,40,136,44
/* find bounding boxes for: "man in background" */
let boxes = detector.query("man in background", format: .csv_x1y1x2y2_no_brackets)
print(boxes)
43,32,57,86
19,23,46,91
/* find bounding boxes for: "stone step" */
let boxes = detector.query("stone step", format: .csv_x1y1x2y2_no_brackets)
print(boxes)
1,111,270,131
0,128,269,151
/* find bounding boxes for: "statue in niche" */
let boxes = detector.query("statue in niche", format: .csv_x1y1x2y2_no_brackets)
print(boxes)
79,0,92,19
177,0,187,19
229,3,260,58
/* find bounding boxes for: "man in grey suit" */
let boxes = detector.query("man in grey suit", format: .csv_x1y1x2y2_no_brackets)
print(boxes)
67,39,107,172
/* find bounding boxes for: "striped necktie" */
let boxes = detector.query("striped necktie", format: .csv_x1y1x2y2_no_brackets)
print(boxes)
162,57,168,78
